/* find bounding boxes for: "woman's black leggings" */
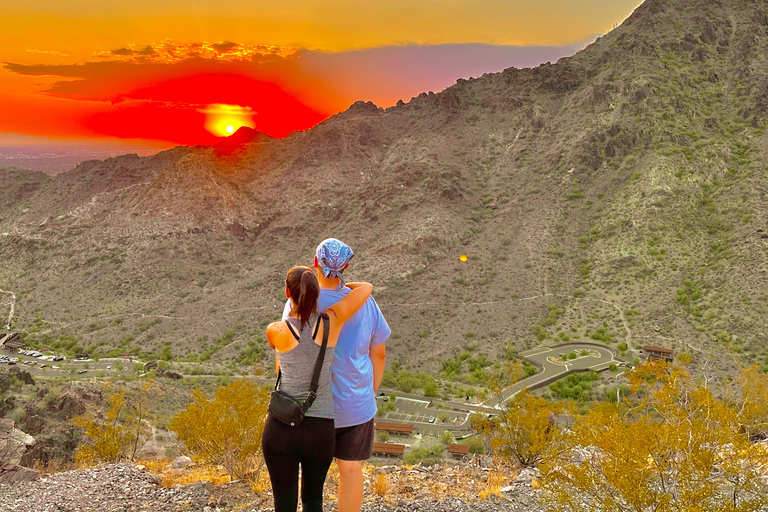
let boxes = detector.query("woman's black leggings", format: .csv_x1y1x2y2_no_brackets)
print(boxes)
261,414,335,512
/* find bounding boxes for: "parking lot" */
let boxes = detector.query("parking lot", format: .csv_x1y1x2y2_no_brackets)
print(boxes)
1,347,133,378
377,396,471,436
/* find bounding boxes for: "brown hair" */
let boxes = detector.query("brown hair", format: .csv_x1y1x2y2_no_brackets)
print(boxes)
286,265,319,330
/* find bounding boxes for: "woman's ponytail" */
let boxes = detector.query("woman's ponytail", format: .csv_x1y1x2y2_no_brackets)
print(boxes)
286,265,319,329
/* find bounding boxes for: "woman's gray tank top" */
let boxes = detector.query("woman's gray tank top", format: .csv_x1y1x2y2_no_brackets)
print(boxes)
276,315,335,419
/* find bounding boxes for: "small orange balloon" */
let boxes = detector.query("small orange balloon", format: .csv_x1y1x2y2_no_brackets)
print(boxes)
459,255,468,262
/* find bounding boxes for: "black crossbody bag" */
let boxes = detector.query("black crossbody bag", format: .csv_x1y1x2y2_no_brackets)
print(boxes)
268,312,330,427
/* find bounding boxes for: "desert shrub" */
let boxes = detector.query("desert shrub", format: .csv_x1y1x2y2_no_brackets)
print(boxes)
541,361,768,511
402,443,445,464
169,379,269,480
549,371,599,401
590,326,613,343
471,390,563,467
522,360,538,377
71,379,154,464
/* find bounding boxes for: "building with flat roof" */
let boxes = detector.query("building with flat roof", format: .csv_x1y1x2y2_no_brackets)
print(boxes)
448,443,470,460
372,442,405,457
643,345,674,362
1,333,23,350
374,422,414,435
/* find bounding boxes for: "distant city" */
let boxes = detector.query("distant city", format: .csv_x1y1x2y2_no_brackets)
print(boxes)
0,133,170,174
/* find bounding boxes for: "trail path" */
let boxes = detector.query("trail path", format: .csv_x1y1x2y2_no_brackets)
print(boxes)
0,287,16,330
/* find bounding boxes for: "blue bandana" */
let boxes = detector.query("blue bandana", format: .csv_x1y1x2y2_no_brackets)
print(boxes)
315,238,354,289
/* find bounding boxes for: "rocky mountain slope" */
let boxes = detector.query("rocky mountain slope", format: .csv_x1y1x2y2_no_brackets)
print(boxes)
1,0,768,380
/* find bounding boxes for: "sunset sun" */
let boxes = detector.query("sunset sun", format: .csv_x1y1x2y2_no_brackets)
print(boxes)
200,103,257,137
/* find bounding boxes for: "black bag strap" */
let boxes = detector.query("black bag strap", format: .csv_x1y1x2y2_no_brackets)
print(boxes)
302,312,330,412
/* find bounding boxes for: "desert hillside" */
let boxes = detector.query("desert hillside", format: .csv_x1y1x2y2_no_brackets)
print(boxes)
1,0,768,381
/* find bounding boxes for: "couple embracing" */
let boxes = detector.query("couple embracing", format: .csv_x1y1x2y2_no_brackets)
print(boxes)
261,238,390,512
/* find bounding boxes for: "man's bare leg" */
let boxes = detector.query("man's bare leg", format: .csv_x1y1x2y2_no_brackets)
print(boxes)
337,459,364,512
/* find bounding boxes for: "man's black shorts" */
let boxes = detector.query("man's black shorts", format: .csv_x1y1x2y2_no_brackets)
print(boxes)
334,418,374,461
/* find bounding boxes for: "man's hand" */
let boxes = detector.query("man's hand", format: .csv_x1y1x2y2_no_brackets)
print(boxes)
369,343,386,393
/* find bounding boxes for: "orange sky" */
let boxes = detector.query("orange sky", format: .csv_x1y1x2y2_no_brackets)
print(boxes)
0,0,644,146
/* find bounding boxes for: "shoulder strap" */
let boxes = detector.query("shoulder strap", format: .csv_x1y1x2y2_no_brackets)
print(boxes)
302,312,330,412
274,315,322,392
284,319,300,340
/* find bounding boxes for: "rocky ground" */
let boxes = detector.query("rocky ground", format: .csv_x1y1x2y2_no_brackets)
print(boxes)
0,461,545,512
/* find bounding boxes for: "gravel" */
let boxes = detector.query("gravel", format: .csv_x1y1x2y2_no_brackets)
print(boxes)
0,464,210,512
0,463,545,512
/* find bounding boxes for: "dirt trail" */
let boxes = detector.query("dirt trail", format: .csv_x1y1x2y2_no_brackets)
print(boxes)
0,287,16,330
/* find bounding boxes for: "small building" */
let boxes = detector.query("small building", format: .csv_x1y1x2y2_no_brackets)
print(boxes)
1,333,24,351
448,443,470,460
372,442,406,457
75,352,89,360
643,345,674,362
374,422,414,436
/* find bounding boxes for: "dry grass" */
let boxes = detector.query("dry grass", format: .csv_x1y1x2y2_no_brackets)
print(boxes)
372,472,390,496
479,469,506,499
136,459,231,487
247,466,272,493
30,458,76,475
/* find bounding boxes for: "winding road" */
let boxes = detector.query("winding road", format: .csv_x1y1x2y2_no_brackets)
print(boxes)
493,343,620,405
377,342,622,434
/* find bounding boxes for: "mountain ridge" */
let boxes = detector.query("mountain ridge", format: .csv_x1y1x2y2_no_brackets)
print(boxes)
1,0,768,386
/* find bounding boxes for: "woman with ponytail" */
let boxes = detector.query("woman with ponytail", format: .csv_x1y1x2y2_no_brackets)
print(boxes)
262,265,372,512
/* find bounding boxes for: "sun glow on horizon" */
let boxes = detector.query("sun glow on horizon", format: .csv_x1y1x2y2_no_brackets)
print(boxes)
201,103,256,137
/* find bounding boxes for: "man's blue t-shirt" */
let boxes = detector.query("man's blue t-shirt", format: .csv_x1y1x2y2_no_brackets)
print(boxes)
283,288,390,428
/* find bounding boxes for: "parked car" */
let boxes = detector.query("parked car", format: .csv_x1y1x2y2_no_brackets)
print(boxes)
78,369,87,374
106,365,112,369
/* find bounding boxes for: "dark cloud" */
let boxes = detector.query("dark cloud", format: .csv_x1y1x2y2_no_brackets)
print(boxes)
5,42,586,112
212,41,240,52
137,46,157,56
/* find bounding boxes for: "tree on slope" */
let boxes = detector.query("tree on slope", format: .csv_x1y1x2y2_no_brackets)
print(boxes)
169,379,269,480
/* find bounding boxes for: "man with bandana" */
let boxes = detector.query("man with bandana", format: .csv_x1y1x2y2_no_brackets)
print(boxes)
282,238,390,512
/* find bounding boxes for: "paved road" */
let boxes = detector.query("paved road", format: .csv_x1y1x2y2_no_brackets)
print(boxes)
376,342,622,436
494,343,620,404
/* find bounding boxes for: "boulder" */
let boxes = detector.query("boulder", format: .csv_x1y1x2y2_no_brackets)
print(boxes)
0,462,39,484
0,396,16,417
0,419,35,465
9,367,35,386
171,455,193,469
54,394,86,418
21,415,45,435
